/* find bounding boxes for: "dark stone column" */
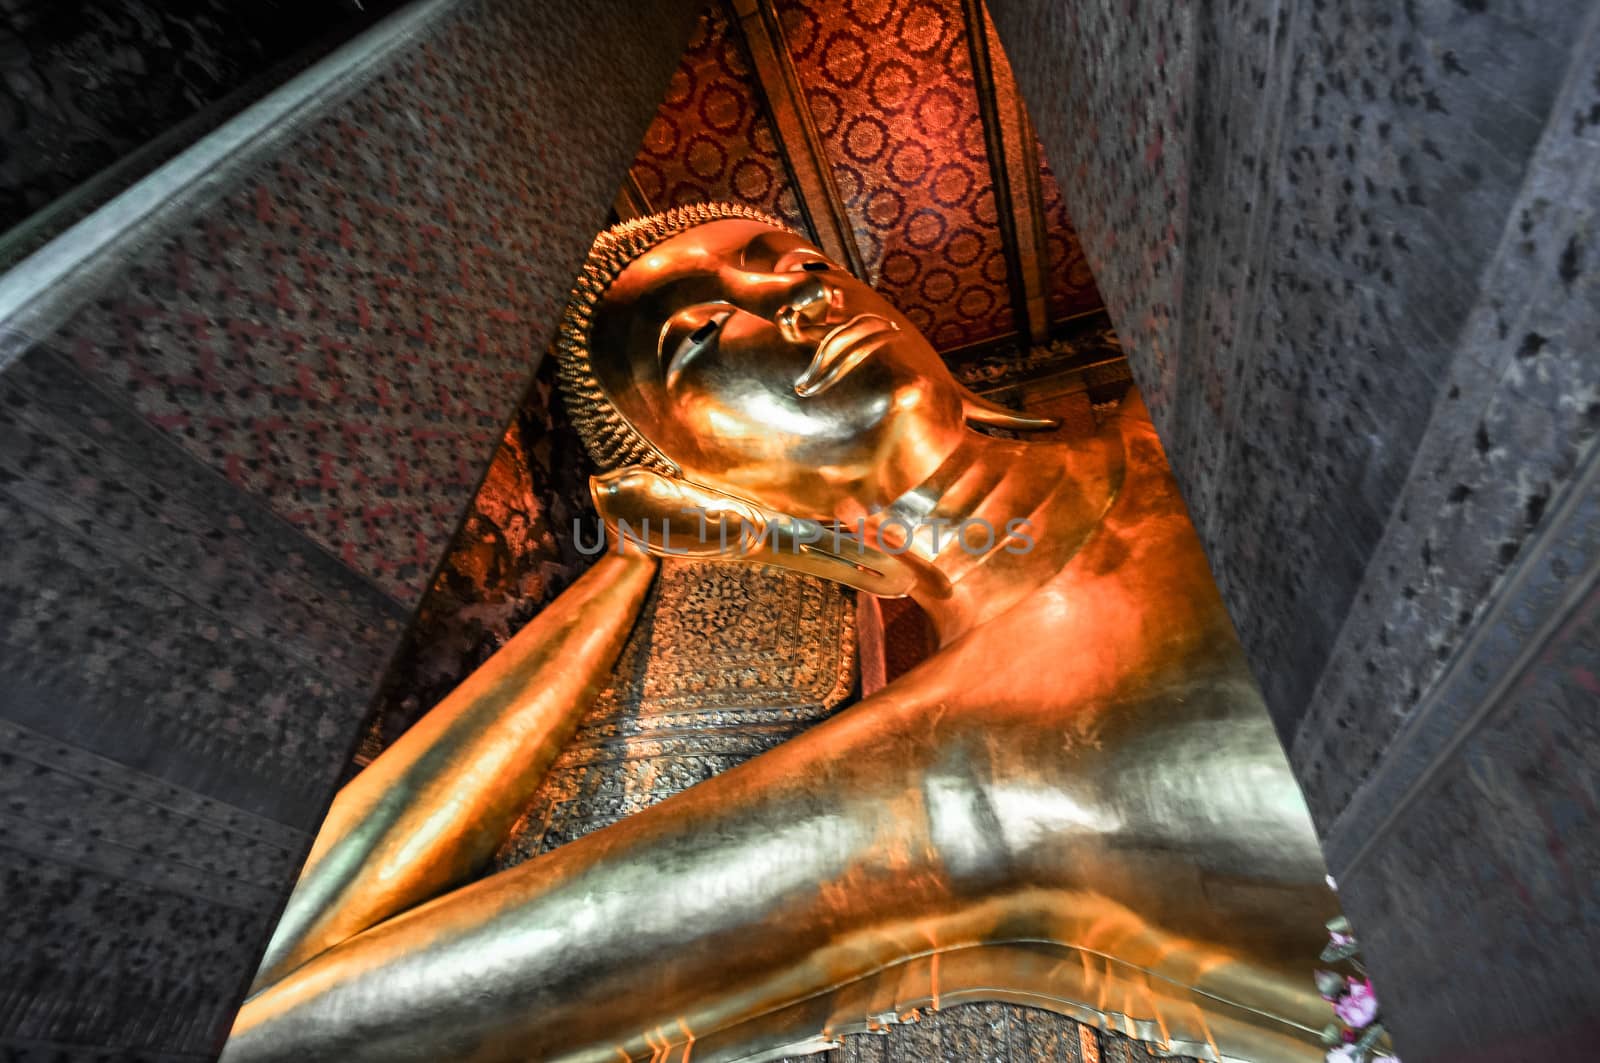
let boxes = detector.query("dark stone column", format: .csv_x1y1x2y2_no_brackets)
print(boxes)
989,1,1600,1059
0,0,695,1056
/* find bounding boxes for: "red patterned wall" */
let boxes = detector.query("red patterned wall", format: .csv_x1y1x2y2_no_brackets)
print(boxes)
629,6,811,236
777,0,1016,350
1039,152,1102,323
620,1,1106,353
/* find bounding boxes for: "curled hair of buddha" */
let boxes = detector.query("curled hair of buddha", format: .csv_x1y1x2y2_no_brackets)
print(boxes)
555,201,795,476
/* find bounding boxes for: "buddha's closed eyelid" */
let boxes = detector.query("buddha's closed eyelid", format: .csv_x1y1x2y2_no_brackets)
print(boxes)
659,304,734,388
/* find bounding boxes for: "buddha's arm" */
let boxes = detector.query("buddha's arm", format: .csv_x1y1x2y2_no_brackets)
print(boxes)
249,550,656,992
222,651,1330,1063
223,678,954,1063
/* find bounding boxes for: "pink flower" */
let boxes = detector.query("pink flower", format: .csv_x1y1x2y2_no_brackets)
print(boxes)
1334,978,1379,1027
1330,930,1355,946
1325,1046,1359,1063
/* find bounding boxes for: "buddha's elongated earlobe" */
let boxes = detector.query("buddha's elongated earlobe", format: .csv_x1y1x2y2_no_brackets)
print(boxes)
590,467,932,598
958,384,1059,431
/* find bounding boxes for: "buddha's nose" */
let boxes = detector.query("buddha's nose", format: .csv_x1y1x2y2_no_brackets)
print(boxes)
774,276,845,345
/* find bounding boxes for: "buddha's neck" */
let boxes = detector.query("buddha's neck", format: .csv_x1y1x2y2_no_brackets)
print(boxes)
861,427,1124,645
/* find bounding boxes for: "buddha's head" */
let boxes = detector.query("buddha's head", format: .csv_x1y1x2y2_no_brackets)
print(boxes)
556,204,1045,527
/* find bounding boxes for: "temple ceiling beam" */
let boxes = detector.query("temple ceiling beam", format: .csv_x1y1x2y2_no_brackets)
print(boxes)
963,0,1051,345
725,0,866,279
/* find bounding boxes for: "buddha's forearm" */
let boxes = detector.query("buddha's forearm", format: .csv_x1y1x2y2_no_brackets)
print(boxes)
249,551,656,993
224,694,963,1062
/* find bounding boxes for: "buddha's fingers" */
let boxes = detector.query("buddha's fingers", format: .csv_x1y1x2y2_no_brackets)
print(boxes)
248,550,657,994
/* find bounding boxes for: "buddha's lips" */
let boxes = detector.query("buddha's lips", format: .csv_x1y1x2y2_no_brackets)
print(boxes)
794,314,899,398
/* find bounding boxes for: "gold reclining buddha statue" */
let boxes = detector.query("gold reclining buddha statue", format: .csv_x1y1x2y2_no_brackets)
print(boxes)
222,203,1338,1063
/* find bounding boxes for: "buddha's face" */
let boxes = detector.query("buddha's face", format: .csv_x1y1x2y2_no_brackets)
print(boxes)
588,219,966,520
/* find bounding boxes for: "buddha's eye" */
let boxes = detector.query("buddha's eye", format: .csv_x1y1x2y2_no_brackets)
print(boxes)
663,307,732,387
799,261,831,272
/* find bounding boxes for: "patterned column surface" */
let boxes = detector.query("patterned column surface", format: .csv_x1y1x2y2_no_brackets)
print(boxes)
0,0,696,1056
989,0,1600,1058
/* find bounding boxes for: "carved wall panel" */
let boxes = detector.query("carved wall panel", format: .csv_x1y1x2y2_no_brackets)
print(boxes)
1037,154,1101,324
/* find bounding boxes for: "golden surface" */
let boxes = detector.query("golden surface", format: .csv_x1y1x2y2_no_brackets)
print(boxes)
224,207,1335,1063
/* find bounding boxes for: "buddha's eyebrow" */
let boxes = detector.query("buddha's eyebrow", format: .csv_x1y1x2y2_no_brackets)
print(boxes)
736,240,775,271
